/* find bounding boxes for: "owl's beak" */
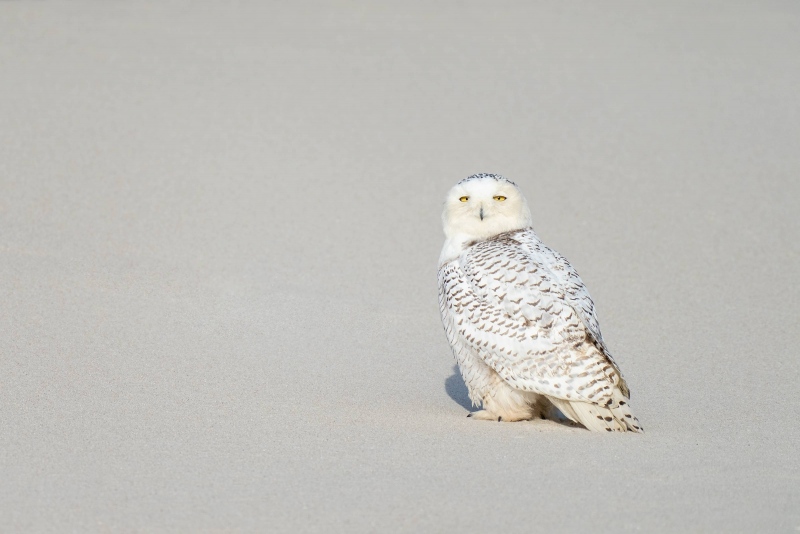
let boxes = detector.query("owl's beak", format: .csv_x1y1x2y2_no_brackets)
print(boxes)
479,206,485,220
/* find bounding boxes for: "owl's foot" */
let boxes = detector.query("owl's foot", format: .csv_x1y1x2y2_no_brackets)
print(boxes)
467,410,504,421
467,403,543,422
467,410,535,422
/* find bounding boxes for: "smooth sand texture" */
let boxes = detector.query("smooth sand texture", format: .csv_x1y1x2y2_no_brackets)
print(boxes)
2,1,799,532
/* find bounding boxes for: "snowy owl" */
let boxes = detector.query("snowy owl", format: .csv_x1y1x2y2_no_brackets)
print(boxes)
438,173,642,432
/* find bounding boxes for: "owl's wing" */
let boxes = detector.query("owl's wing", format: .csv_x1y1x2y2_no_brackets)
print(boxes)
441,229,627,404
520,233,629,394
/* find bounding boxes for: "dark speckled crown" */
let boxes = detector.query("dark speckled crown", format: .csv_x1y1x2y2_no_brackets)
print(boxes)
457,173,517,187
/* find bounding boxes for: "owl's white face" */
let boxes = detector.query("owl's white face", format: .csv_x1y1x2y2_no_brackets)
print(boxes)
440,174,532,263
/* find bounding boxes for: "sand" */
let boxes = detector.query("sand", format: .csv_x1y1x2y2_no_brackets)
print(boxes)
1,1,799,532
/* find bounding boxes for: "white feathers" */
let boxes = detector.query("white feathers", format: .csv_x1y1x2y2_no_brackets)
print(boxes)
440,173,532,266
438,174,642,432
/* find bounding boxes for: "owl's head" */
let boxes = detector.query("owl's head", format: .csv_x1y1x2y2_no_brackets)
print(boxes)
441,173,532,245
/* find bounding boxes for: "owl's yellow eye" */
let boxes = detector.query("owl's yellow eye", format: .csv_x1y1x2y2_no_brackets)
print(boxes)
459,196,469,202
493,195,507,201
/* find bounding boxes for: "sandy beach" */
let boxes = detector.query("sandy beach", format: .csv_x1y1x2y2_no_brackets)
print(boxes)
2,1,799,532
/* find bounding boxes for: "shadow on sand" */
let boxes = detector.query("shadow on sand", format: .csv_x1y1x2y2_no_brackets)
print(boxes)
444,365,473,411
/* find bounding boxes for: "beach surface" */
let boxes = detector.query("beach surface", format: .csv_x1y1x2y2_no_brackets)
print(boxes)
2,1,799,532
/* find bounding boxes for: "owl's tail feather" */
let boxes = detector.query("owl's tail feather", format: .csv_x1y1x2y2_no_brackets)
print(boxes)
548,390,643,433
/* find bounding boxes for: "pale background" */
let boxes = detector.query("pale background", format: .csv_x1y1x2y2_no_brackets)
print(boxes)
1,1,799,532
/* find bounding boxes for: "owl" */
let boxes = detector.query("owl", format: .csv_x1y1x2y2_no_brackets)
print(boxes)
438,173,642,432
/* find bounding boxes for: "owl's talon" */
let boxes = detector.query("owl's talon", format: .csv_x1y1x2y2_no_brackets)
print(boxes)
467,410,502,421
